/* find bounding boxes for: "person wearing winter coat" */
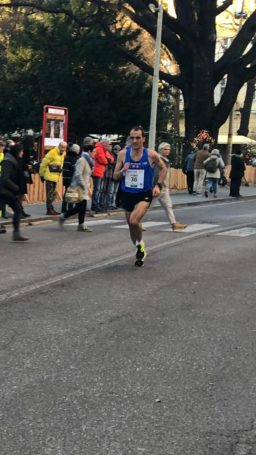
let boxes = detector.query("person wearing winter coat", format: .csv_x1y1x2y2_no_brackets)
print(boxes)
91,138,114,212
0,143,29,241
61,143,80,213
59,150,92,232
183,144,196,194
203,149,225,198
229,150,246,198
19,134,38,218
39,141,67,215
100,143,121,210
82,137,95,168
193,143,211,194
105,144,121,210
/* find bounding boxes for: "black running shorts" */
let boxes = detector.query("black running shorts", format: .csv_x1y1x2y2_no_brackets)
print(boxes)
121,190,153,212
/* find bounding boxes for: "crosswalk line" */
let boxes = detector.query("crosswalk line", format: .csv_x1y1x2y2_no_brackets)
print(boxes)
66,219,122,227
66,220,221,233
113,221,169,229
216,227,256,237
163,223,219,233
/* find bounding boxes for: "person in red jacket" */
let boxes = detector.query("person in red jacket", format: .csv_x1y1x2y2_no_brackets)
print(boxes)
91,137,114,212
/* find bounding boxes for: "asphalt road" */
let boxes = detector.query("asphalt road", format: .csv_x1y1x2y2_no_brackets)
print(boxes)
1,199,256,454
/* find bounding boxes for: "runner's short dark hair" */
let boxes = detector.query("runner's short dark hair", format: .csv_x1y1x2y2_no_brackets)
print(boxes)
130,125,145,137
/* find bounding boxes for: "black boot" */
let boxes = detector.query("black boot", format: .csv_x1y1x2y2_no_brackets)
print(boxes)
13,231,29,241
21,210,31,218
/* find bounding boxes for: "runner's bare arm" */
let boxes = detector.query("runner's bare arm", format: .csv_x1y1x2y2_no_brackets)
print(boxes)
113,150,130,180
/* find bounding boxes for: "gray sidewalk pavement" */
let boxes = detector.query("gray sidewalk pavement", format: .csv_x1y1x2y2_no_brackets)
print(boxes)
1,184,256,226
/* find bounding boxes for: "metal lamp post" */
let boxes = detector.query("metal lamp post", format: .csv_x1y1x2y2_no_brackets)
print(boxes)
148,2,163,150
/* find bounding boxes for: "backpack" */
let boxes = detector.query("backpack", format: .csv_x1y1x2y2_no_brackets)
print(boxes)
204,157,218,173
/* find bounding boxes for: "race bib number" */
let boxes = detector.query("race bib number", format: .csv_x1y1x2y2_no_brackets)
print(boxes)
125,169,144,189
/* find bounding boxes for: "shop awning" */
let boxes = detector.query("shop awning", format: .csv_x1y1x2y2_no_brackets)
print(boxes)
218,134,256,145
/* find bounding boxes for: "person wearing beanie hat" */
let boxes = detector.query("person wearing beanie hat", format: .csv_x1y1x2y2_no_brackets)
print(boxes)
152,142,187,231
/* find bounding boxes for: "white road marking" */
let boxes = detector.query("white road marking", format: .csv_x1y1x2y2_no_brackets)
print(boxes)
173,200,253,211
66,219,122,227
216,227,256,237
217,214,256,220
65,221,219,233
113,221,169,229
163,223,219,233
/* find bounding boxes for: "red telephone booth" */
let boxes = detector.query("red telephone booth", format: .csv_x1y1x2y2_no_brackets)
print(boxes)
41,105,68,159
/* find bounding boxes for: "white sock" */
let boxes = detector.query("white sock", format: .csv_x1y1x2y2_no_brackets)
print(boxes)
135,240,144,247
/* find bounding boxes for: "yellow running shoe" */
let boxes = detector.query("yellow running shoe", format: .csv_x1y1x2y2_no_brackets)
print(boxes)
135,242,147,267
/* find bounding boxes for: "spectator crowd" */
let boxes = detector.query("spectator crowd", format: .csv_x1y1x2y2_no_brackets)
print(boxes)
0,130,252,240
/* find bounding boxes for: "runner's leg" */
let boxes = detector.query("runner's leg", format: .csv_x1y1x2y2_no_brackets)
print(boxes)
125,201,149,244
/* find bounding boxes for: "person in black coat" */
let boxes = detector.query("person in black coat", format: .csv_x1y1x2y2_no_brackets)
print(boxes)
0,143,29,241
21,135,38,185
229,150,246,198
19,135,39,218
61,143,80,213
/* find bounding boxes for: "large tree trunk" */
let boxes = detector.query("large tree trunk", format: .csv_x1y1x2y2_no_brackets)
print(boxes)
182,51,217,141
237,77,256,136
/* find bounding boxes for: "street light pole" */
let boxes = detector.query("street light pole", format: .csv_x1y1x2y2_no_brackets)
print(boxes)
148,2,163,150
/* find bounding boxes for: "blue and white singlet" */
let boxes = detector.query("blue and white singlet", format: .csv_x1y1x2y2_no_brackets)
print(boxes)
121,146,154,194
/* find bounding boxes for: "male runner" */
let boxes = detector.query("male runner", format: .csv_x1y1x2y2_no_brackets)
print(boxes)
113,126,166,266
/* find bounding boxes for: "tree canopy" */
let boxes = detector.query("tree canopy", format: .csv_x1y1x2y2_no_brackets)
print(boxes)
0,3,172,138
1,0,256,140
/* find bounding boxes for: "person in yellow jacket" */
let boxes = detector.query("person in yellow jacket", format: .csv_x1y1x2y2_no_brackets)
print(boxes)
40,141,67,215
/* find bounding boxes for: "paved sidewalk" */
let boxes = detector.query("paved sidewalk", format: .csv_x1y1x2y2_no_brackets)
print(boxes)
1,185,256,226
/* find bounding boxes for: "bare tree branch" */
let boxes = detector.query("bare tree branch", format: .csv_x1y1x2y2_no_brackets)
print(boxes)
239,43,256,69
98,16,183,88
126,0,193,39
216,0,232,16
119,4,184,63
215,10,256,83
